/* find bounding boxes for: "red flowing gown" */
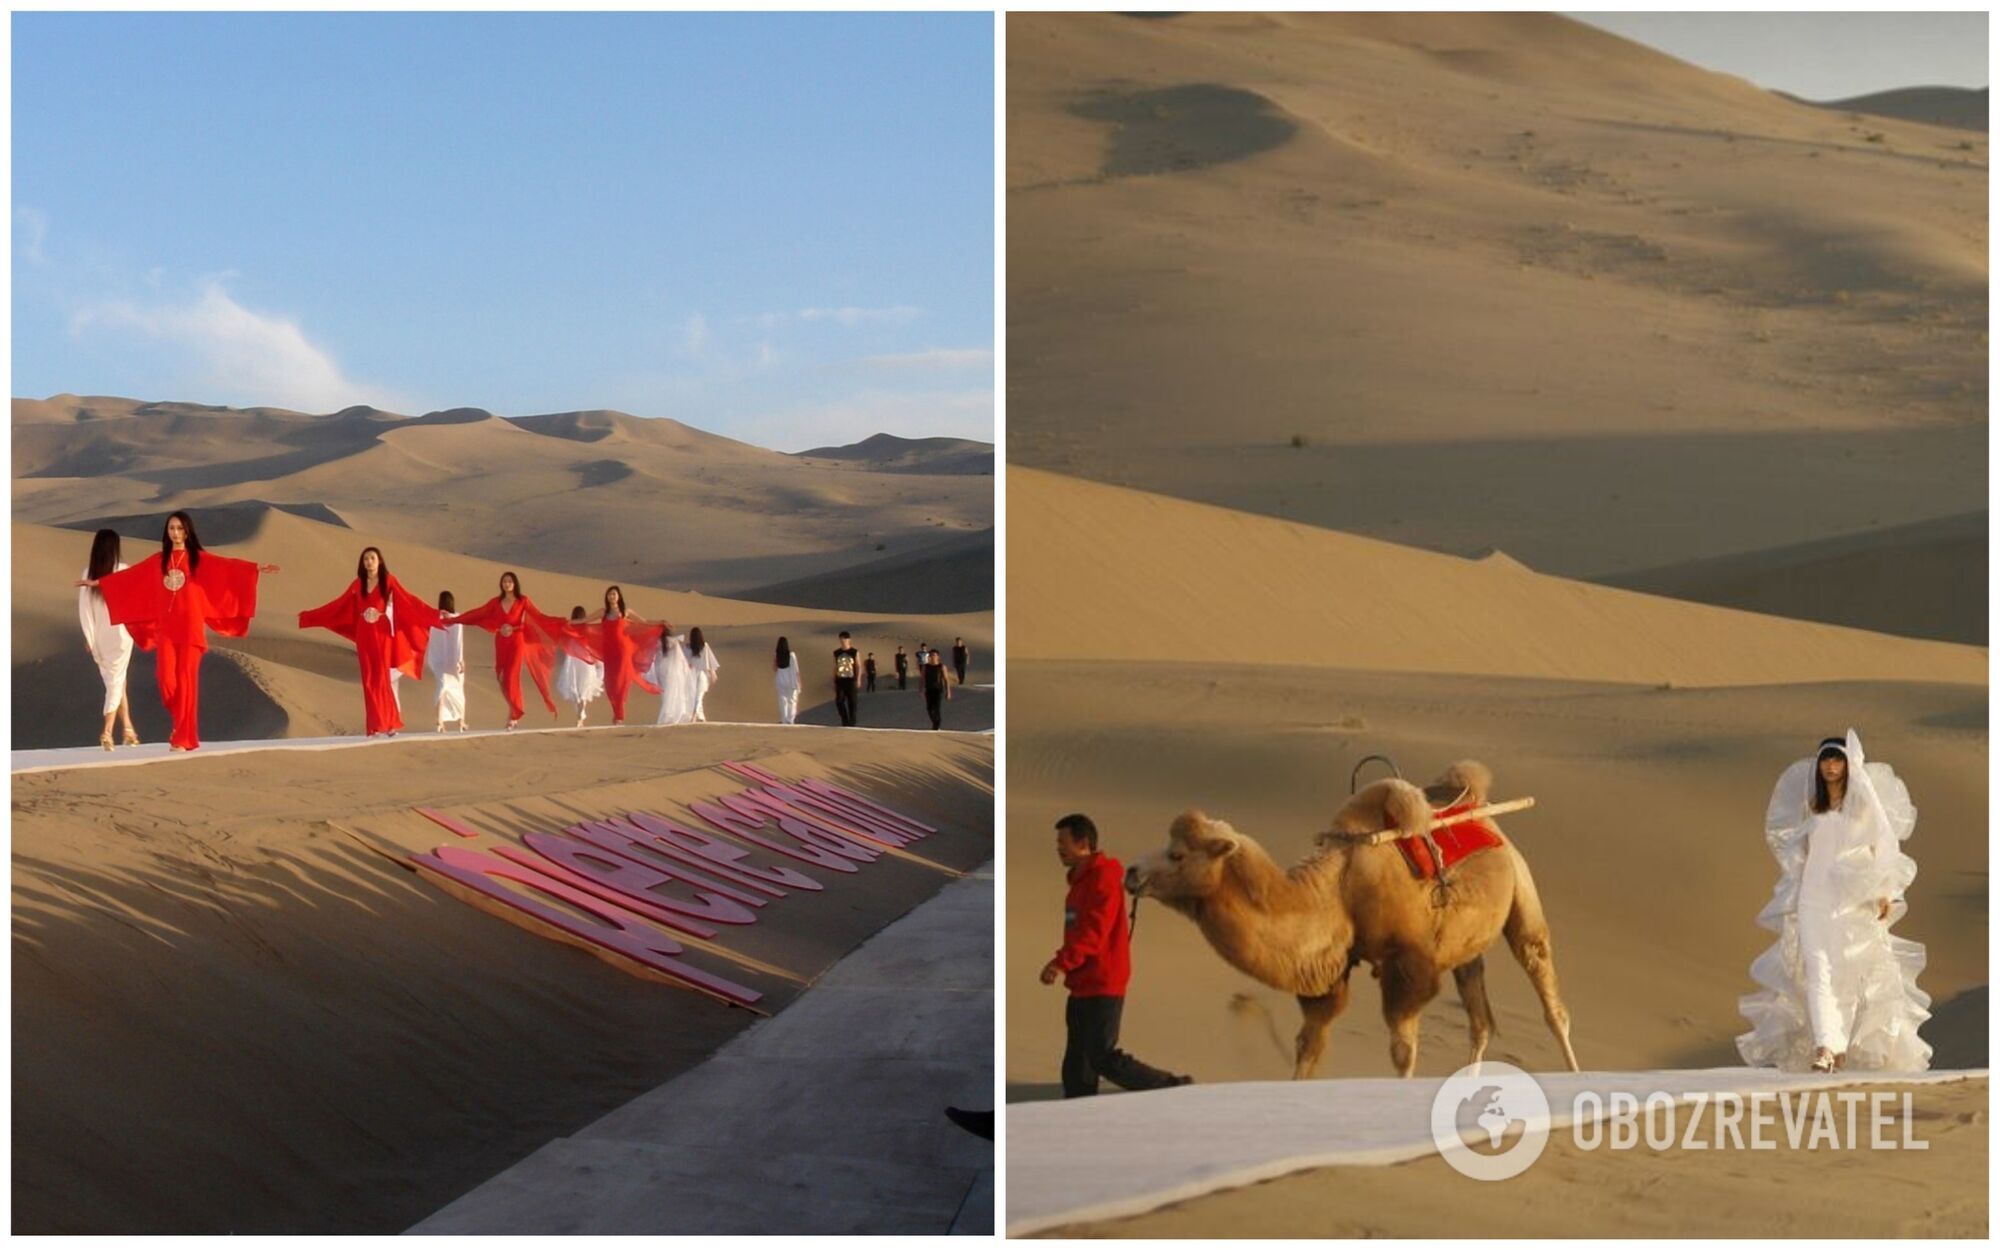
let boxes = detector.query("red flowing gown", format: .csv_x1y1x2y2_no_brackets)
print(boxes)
97,548,261,750
298,574,444,735
557,615,666,723
453,594,567,722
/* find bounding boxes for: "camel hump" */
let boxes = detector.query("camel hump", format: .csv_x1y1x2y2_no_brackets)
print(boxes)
1333,777,1430,838
1426,760,1492,809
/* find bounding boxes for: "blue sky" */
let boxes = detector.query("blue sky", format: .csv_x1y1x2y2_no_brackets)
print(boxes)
13,12,994,451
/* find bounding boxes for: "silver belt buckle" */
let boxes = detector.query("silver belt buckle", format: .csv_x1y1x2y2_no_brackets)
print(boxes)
361,606,382,624
163,569,187,592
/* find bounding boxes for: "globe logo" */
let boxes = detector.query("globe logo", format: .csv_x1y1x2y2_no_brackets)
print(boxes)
1428,1060,1551,1180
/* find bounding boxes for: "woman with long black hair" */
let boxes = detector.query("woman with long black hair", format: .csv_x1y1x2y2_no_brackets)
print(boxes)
687,627,720,722
773,636,801,725
445,571,568,730
77,528,139,750
83,511,279,751
298,546,443,737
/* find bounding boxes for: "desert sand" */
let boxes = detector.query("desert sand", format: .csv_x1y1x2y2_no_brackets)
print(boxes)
13,389,994,1233
13,726,993,1234
1004,471,1986,1233
1006,12,1985,640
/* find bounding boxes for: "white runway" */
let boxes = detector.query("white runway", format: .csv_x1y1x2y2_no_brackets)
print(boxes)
1005,1066,1987,1236
11,718,993,777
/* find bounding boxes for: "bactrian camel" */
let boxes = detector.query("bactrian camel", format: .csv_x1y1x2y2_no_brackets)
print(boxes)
1124,761,1580,1079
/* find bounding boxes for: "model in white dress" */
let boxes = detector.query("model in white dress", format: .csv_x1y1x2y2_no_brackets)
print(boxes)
774,643,801,725
651,633,697,726
554,650,606,727
1737,729,1930,1073
425,621,469,732
79,559,137,746
688,631,720,722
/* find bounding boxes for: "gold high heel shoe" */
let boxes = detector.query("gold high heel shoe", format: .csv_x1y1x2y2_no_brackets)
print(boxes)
100,732,114,751
123,728,141,747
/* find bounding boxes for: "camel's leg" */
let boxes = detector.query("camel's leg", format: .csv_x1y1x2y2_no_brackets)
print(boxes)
1381,950,1442,1078
1291,975,1353,1080
1504,849,1581,1072
1505,912,1580,1071
1453,955,1496,1067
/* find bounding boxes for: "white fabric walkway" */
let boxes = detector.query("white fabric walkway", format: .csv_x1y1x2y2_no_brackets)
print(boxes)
1005,1066,1986,1235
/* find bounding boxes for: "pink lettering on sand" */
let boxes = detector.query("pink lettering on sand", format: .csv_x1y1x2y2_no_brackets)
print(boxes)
411,845,761,1006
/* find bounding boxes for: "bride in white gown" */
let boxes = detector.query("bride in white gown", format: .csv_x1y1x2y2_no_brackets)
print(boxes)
1737,729,1930,1073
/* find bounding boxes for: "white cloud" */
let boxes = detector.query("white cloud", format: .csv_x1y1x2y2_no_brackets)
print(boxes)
740,305,926,330
799,304,923,327
862,347,994,372
14,207,48,265
682,312,711,356
757,341,778,369
735,387,993,453
69,280,407,413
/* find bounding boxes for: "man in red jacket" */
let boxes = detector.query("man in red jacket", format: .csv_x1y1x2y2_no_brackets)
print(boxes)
1040,813,1193,1097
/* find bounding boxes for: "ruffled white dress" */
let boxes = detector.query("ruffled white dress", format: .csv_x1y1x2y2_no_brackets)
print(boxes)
652,635,696,726
775,654,801,724
1737,729,1930,1071
425,623,468,727
79,562,133,715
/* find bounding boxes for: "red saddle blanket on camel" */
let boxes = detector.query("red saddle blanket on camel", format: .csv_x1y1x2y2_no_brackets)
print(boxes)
1396,802,1505,879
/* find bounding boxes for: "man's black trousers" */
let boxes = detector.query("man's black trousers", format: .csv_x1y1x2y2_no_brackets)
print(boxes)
1062,994,1184,1097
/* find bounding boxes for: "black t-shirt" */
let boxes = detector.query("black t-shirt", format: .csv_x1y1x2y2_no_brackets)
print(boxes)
952,644,968,667
834,647,859,681
865,657,877,675
894,651,908,674
921,656,946,693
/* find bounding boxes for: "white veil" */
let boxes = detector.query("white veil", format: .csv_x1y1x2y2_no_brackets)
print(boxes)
653,633,696,725
1736,729,1931,1071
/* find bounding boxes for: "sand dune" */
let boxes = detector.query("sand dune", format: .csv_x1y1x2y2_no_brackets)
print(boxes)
16,511,991,750
1007,12,1984,596
13,728,993,1233
739,527,995,615
796,432,996,475
1600,510,1987,645
1795,86,1990,133
13,395,992,598
1004,470,1985,1234
1009,467,1984,686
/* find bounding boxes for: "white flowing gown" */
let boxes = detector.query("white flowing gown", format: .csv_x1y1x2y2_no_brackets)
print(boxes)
652,635,697,725
690,644,720,722
775,655,801,724
1737,729,1930,1071
78,562,133,715
554,652,605,707
426,623,467,726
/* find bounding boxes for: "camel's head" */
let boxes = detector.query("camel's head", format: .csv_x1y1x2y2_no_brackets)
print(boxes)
1125,809,1243,905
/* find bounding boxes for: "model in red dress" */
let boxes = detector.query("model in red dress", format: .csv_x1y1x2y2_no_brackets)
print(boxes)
446,571,568,729
569,585,666,725
87,511,280,751
297,546,445,737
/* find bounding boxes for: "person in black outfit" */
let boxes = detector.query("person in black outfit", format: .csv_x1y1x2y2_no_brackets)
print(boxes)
952,636,969,685
832,631,860,726
864,652,878,692
920,642,951,730
893,645,909,690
